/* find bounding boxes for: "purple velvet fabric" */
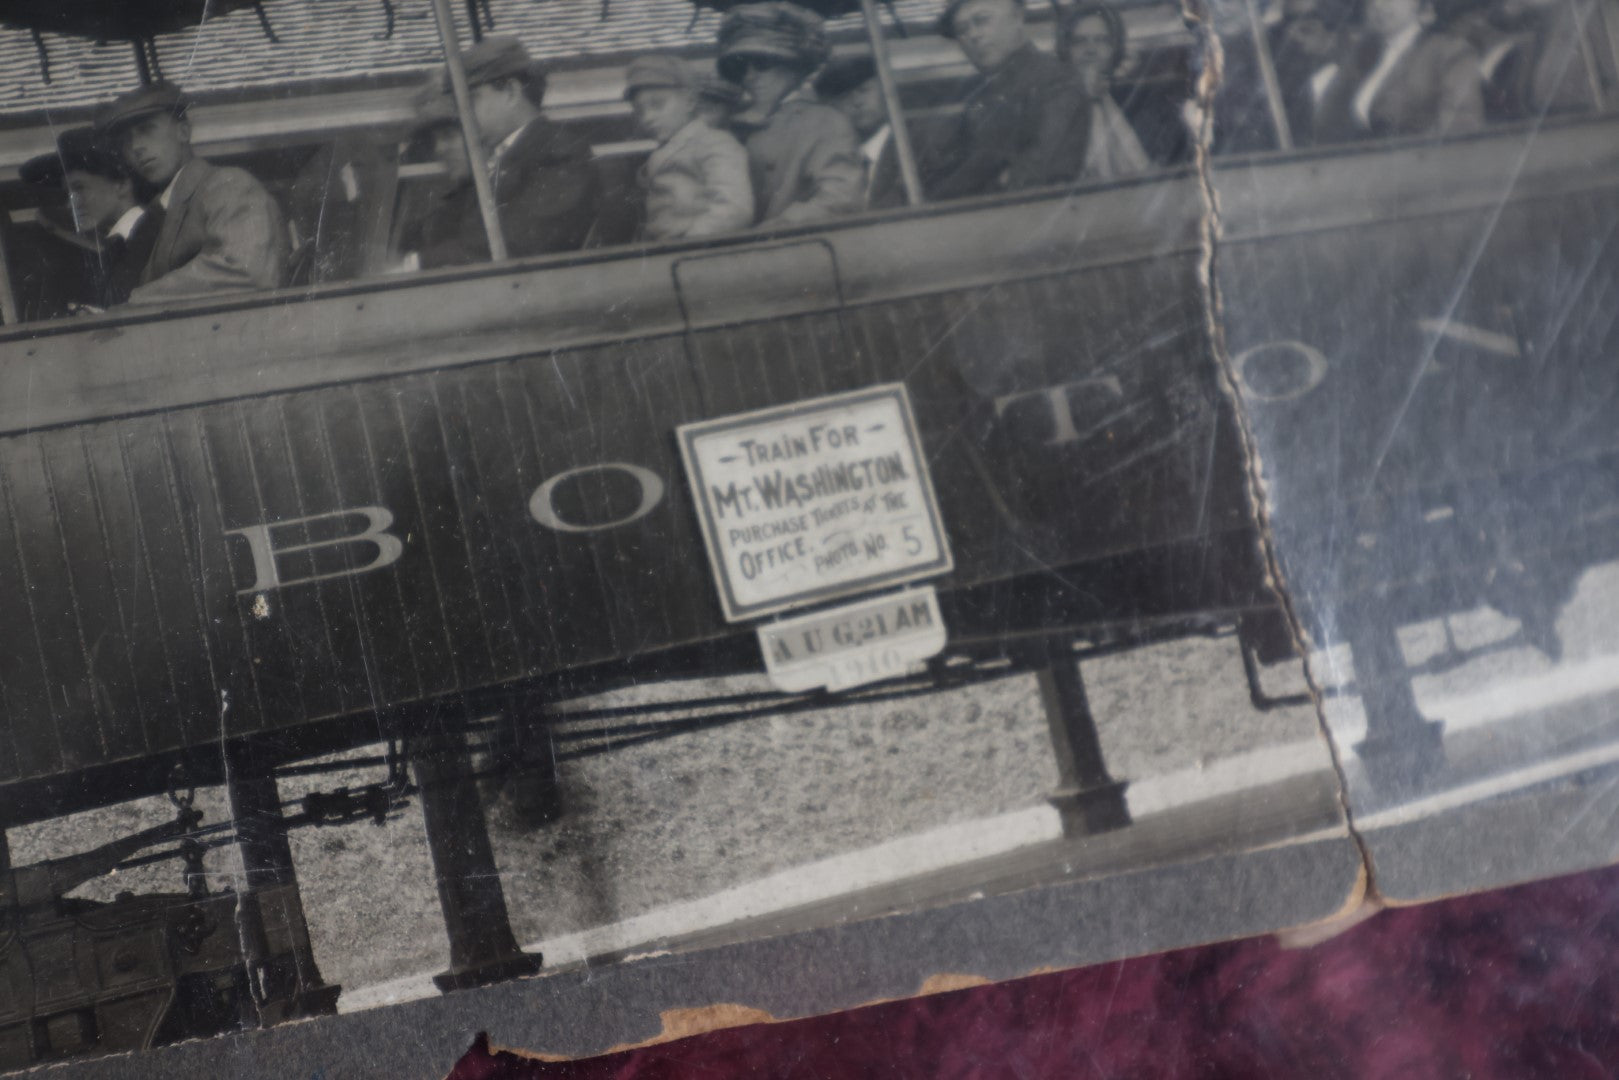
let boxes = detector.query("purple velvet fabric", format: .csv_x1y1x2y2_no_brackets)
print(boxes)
449,863,1619,1079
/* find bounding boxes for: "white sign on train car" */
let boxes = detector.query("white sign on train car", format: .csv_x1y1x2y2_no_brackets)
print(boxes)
679,384,952,622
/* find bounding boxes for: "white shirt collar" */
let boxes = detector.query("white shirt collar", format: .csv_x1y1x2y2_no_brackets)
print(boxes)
1354,23,1423,129
1480,36,1519,81
1311,63,1339,105
157,161,190,210
488,118,536,174
107,204,145,241
860,125,892,169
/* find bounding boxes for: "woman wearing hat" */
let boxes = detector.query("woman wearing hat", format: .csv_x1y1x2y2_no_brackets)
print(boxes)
717,2,864,226
1057,3,1151,180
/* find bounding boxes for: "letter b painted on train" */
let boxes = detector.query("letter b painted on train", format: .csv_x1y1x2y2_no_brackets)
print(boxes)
226,507,405,594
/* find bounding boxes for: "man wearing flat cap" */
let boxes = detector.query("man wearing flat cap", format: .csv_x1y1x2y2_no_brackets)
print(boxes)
926,0,1092,198
96,81,288,303
718,2,864,226
20,126,162,309
449,36,598,257
814,56,908,211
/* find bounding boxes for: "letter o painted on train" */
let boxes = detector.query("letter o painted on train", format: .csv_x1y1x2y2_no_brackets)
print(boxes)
529,463,666,533
1232,340,1330,403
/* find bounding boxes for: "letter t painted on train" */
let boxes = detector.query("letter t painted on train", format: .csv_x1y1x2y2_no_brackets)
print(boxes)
226,507,405,594
993,376,1124,446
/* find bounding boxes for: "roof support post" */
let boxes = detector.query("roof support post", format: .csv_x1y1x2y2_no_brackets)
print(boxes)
1572,0,1607,110
1242,0,1293,150
428,0,510,261
857,0,926,206
0,224,19,327
1605,0,1619,90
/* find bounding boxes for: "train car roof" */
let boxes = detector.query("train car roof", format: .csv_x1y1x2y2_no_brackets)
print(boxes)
0,0,1177,124
0,0,1192,174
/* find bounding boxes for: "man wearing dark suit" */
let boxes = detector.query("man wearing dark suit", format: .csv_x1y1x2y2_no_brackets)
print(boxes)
95,82,287,304
814,56,910,211
19,126,163,309
1440,0,1610,122
1213,0,1363,152
452,37,598,258
925,0,1091,199
1313,0,1485,142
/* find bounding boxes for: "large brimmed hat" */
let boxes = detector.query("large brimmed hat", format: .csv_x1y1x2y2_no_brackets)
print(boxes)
93,80,189,136
717,3,830,82
448,36,550,95
937,0,1024,38
20,126,130,187
623,54,696,99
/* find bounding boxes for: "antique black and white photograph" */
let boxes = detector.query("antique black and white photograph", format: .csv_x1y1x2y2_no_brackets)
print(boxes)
0,0,1613,1073
1210,0,1619,900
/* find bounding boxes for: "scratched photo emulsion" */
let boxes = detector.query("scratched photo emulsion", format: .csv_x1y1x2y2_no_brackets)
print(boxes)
1209,0,1619,901
0,0,1531,1071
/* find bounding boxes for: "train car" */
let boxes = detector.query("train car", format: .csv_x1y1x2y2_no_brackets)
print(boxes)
0,0,1271,1064
1212,0,1619,786
0,0,1614,1066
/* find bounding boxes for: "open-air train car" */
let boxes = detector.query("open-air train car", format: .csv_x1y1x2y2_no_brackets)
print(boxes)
0,0,1616,1065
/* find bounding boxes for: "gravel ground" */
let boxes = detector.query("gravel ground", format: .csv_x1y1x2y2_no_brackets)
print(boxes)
8,632,1325,996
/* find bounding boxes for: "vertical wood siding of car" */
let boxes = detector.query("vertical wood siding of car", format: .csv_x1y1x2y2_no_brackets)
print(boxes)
0,254,1236,785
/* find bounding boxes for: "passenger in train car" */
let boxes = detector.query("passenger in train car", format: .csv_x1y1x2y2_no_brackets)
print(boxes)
94,82,288,304
1311,0,1486,142
1212,0,1363,151
395,83,487,270
716,2,866,225
813,56,909,209
1436,0,1610,120
925,0,1092,198
696,75,752,130
448,36,599,255
1056,3,1153,178
623,55,755,240
18,126,161,310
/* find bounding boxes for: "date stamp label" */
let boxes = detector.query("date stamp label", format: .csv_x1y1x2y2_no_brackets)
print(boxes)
758,587,946,693
678,384,952,622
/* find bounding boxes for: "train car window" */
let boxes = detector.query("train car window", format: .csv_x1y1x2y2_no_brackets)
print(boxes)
1209,0,1617,157
377,4,1193,276
10,0,1616,328
0,0,1206,328
0,132,401,325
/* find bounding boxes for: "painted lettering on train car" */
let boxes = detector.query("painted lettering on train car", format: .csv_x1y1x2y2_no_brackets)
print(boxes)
1231,319,1525,405
216,372,1187,596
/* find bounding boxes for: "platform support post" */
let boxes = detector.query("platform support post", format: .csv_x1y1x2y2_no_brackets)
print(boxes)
413,730,542,993
224,743,341,1024
1031,639,1131,837
1342,601,1445,791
